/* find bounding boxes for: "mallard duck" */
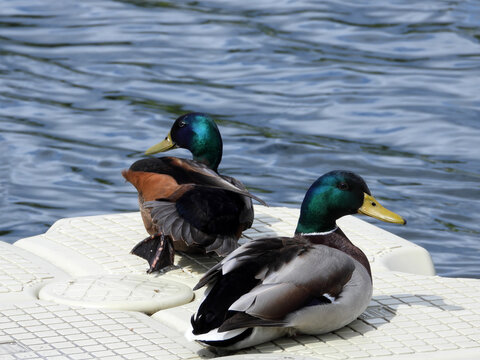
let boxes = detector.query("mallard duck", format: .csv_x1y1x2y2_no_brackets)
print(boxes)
189,170,405,350
123,112,265,273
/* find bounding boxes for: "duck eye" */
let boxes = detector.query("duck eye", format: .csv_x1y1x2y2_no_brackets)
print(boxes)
338,182,349,191
178,121,186,128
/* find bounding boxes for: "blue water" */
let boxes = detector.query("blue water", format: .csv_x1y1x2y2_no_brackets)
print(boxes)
1,0,479,278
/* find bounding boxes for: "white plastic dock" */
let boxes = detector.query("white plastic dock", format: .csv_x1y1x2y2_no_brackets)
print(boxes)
1,205,479,359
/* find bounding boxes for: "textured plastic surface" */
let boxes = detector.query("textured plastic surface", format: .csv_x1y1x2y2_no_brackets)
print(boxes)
0,301,210,360
38,274,193,314
3,205,477,359
0,242,69,303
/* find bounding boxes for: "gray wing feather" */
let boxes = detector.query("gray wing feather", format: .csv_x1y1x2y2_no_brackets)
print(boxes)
147,201,177,233
144,200,232,255
162,210,179,233
204,235,239,256
169,217,184,242
228,245,355,323
181,221,195,246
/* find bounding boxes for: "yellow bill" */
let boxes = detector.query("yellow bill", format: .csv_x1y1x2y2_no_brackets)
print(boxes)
358,193,406,225
145,133,176,155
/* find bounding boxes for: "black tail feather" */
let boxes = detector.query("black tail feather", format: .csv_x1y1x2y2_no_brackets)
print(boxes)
131,234,175,272
191,268,260,335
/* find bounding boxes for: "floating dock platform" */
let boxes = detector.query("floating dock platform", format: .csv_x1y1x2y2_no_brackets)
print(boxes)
1,205,479,359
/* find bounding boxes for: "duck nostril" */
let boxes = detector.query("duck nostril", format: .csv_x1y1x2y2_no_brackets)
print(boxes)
371,202,376,207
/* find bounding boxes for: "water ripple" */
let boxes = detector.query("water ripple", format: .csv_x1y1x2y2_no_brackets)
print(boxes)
1,0,479,277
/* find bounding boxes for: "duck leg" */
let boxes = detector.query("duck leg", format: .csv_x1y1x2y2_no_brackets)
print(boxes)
131,233,175,273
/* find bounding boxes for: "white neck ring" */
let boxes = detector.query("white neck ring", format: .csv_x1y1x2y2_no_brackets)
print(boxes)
300,227,338,236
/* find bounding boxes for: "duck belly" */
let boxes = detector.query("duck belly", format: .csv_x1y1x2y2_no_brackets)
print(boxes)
290,261,372,335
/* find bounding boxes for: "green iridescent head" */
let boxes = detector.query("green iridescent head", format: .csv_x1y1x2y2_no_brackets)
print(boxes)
295,170,405,234
145,112,223,171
